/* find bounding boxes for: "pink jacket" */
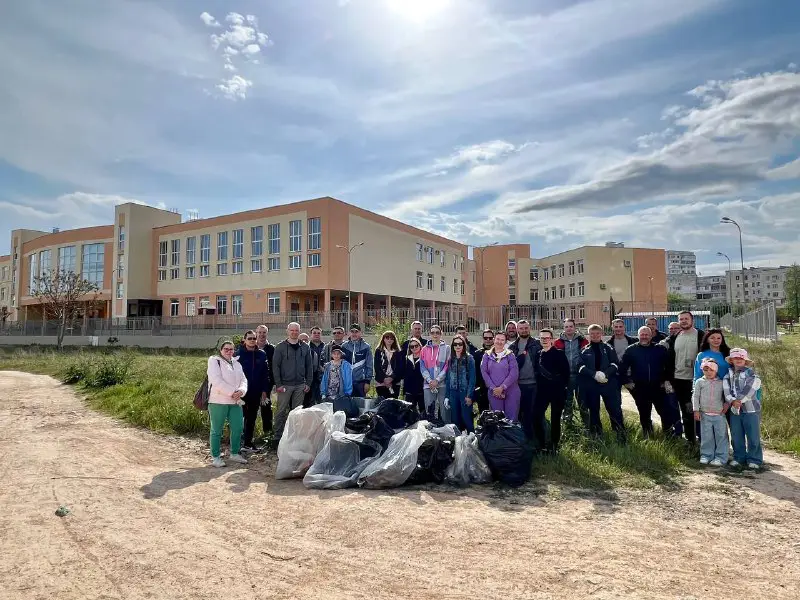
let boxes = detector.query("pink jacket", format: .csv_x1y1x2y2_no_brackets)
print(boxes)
207,355,248,405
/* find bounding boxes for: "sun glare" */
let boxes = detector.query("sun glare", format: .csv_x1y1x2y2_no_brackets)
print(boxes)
385,0,451,23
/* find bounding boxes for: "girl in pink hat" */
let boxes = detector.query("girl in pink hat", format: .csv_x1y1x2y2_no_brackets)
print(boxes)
724,348,763,470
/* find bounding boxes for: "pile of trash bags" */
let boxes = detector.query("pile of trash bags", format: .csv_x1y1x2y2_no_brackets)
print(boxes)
276,399,530,489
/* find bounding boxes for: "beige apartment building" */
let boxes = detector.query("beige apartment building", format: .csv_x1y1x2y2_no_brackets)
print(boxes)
727,266,792,307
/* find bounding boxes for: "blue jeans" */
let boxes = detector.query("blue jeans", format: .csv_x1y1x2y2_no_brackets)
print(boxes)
700,413,729,463
448,390,475,433
729,411,763,466
518,383,538,441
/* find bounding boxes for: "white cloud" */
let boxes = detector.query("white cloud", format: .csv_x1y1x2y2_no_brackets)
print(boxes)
243,44,261,55
200,12,220,28
216,75,252,101
225,12,245,26
223,63,237,72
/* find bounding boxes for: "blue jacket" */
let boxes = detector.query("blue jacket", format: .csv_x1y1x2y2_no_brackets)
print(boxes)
446,354,476,400
320,361,353,399
578,342,621,383
342,339,373,382
235,344,271,399
619,342,668,385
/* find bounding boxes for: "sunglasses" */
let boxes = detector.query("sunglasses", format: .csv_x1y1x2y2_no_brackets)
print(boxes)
409,344,420,349
245,337,256,341
453,342,464,346
483,336,493,341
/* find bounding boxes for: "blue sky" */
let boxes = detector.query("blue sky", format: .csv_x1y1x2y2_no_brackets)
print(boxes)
1,0,799,274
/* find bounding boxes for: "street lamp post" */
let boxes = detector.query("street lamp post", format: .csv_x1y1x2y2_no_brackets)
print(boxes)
716,251,732,313
648,276,654,314
623,261,634,313
336,242,365,333
721,217,747,339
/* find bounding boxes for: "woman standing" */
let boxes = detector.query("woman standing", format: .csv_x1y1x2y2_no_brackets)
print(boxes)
420,325,451,421
207,340,249,468
320,344,353,400
446,335,476,432
403,337,425,413
480,331,521,421
374,330,404,398
694,328,731,381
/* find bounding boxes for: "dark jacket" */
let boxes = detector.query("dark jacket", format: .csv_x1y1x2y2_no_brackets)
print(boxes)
509,336,543,371
401,337,428,355
235,344,271,399
259,342,275,391
651,330,667,344
342,339,373,382
308,341,325,380
664,329,706,383
578,342,621,382
403,355,424,396
272,339,314,387
535,347,571,388
619,342,668,385
374,347,406,385
553,333,589,375
473,346,491,391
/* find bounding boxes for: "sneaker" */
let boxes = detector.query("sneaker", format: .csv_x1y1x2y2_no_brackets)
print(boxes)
228,453,248,464
747,463,761,471
710,459,724,467
211,457,226,468
699,457,710,465
728,460,741,468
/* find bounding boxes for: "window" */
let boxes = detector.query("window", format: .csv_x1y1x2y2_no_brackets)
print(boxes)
170,299,179,317
508,258,516,269
427,273,434,290
28,254,37,293
39,250,51,280
158,269,167,282
232,261,243,274
579,306,585,320
440,251,446,268
558,264,565,277
441,276,446,292
569,283,576,297
82,243,105,287
268,257,280,271
416,243,423,262
217,263,228,276
268,224,280,255
289,255,301,270
425,246,434,264
232,229,244,259
551,286,557,299
186,266,195,279
268,292,280,314
559,285,565,299
200,234,211,263
453,278,458,294
216,295,227,315
289,220,302,253
232,294,243,316
199,296,210,311
308,218,321,250
199,265,209,278
550,266,556,279
171,239,180,267
251,259,262,273
508,274,516,286
170,268,179,280
530,289,539,302
461,280,465,295
577,259,584,274
545,288,550,301
159,241,168,268
308,253,321,268
118,226,125,253
186,297,196,316
416,271,423,289
186,237,196,265
0,288,4,301
560,307,566,320
217,231,228,261
578,281,585,296
568,261,575,276
530,268,539,281
453,254,457,270
543,269,549,281
116,281,124,299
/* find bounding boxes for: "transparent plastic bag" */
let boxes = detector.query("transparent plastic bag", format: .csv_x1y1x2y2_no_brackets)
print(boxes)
303,431,383,490
446,432,493,486
275,403,345,479
430,424,461,440
358,421,430,489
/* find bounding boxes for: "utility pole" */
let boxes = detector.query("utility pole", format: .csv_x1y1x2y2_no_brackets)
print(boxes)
336,242,365,332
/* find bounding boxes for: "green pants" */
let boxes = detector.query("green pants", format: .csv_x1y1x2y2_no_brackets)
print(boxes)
209,403,244,458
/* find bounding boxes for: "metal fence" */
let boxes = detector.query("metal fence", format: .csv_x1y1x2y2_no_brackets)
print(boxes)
720,302,778,342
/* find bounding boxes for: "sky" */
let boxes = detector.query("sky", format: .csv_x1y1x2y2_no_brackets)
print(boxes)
1,0,799,275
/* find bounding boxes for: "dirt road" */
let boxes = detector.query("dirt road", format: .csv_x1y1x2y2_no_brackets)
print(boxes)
1,371,799,600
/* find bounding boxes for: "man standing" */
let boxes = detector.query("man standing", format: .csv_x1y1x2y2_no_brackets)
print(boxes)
554,318,588,425
342,324,373,397
455,325,478,355
509,319,543,441
235,330,271,451
610,319,638,359
578,324,626,442
272,322,313,444
401,320,428,354
532,329,571,453
646,317,667,344
665,311,705,443
254,324,275,434
472,329,494,414
306,326,325,406
619,326,680,438
504,320,518,349
322,326,346,364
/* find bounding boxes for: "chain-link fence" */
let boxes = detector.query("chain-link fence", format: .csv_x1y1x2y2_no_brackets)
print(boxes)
720,302,778,342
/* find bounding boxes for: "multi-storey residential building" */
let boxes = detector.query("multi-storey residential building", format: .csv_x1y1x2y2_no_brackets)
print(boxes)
0,253,11,321
476,244,667,325
666,250,697,300
695,275,729,307
727,266,791,307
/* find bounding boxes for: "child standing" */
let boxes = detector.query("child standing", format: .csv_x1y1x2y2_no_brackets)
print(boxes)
724,348,763,470
692,358,729,466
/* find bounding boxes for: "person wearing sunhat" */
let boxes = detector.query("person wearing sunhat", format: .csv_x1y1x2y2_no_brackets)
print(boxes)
320,344,353,401
724,348,763,470
342,324,373,397
691,357,729,466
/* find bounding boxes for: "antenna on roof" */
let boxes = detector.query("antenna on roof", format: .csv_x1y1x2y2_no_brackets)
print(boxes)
168,207,180,214
186,209,200,221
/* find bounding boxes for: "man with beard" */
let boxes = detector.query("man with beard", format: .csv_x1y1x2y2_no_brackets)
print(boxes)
665,311,706,443
504,320,518,349
509,319,543,441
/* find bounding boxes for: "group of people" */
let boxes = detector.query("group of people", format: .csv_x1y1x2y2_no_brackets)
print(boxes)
205,313,764,472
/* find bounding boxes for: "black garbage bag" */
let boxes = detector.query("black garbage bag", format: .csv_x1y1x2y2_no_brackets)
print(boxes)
407,435,455,485
332,395,359,419
477,410,533,487
375,398,420,429
345,412,395,451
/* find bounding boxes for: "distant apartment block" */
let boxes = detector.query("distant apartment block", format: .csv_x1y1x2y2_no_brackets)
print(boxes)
727,266,791,307
666,250,697,300
695,274,729,307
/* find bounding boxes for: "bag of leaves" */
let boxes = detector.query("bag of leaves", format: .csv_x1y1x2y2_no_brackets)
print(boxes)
476,411,532,487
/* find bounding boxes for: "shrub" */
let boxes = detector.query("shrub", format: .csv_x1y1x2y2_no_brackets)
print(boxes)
85,354,133,388
60,360,90,384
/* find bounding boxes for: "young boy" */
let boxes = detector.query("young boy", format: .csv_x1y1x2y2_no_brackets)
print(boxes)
724,348,763,470
692,358,729,466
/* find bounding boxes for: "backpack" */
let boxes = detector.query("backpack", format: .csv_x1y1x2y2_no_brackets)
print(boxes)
193,375,212,411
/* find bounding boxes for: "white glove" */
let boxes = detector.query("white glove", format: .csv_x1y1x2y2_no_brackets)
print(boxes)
594,372,607,383
664,381,674,394
443,398,450,410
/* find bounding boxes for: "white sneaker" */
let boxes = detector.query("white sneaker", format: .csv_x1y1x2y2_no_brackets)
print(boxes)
747,463,761,470
211,457,226,468
728,460,741,468
699,457,710,465
710,459,724,467
228,453,248,464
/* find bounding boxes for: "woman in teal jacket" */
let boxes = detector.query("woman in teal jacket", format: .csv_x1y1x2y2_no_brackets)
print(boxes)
446,335,476,432
320,344,353,400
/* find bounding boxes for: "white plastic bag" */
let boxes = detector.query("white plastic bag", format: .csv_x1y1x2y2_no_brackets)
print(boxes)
431,424,461,439
275,403,345,479
303,431,383,490
358,421,430,489
446,432,493,486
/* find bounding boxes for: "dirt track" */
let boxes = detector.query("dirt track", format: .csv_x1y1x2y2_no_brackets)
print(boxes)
1,371,799,600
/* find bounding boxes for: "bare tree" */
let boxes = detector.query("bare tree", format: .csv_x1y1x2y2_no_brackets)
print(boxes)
32,270,100,349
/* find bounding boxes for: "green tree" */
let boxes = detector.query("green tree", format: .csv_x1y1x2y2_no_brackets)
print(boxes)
666,292,688,311
32,269,100,350
785,263,800,321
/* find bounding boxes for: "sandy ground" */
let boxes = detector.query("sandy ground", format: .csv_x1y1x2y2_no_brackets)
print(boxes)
1,371,799,600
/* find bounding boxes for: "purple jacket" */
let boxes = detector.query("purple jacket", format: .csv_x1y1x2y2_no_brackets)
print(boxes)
480,349,519,391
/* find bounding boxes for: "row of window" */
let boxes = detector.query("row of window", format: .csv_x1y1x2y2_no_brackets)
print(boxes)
170,292,281,317
28,244,105,294
416,244,464,271
415,271,465,295
529,259,584,282
157,252,321,281
529,282,586,301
